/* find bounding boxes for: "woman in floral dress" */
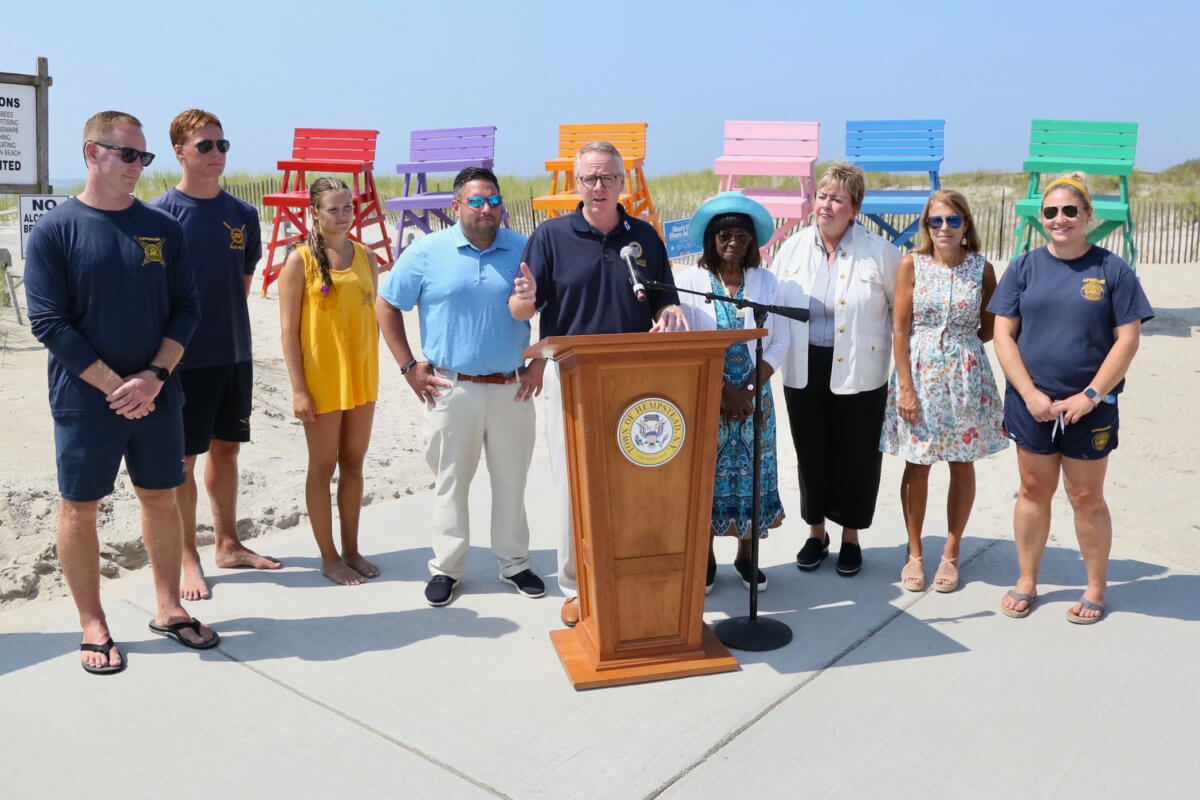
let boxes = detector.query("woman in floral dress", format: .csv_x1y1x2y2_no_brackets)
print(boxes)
881,190,1007,592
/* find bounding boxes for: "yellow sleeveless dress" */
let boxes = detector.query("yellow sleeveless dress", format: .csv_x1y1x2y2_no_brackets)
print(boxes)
297,242,379,414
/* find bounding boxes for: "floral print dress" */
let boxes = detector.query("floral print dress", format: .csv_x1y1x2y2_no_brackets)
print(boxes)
710,272,785,537
881,252,1007,464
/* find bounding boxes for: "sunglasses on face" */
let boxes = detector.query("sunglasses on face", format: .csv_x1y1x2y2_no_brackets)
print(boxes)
577,173,620,188
1042,205,1079,220
927,215,963,229
716,230,753,245
193,138,230,154
90,140,155,167
461,194,503,208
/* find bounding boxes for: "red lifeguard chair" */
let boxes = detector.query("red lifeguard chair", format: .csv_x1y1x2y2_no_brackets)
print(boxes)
260,128,392,295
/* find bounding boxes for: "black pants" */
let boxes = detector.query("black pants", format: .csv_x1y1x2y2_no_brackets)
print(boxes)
783,345,887,530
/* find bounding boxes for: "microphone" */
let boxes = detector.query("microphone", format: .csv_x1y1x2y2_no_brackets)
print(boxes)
618,244,647,303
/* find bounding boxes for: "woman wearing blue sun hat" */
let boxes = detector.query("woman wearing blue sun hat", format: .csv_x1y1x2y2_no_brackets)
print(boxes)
678,191,788,595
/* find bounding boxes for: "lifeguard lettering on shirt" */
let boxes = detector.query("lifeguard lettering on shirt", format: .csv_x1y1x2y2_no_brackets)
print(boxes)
1081,277,1106,301
134,236,166,266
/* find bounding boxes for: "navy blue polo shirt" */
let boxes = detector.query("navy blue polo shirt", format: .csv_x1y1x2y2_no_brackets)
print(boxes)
988,245,1153,398
523,204,679,337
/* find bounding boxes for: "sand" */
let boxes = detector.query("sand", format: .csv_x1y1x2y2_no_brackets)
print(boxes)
1,215,1198,608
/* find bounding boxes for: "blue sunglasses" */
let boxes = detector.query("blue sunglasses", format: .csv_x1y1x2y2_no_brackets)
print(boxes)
927,214,963,229
463,194,503,208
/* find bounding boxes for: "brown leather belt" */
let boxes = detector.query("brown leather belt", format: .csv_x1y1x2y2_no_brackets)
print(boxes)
456,371,517,385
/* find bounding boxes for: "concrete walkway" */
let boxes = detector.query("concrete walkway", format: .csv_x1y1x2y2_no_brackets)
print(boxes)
2,447,1197,799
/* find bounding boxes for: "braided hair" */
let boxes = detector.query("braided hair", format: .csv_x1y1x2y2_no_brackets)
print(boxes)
307,177,351,296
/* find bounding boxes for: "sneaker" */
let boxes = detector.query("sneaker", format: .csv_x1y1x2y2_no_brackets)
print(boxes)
705,552,717,595
425,575,458,607
500,569,546,598
733,559,768,591
796,534,831,571
836,542,863,577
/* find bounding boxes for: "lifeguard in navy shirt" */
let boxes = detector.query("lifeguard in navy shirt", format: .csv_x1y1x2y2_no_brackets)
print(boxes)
151,108,280,602
24,110,217,673
508,140,688,628
989,173,1153,625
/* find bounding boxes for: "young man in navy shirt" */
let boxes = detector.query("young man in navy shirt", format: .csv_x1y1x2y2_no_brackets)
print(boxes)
152,109,280,601
25,111,217,673
509,141,687,627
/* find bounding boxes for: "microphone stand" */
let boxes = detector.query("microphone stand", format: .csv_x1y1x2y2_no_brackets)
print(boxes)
640,278,806,652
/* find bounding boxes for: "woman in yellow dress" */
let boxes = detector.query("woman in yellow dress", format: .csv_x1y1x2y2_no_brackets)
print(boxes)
279,177,381,586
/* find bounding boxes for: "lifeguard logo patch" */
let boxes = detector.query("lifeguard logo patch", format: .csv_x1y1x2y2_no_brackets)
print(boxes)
223,221,246,250
617,397,686,467
1081,277,1106,301
134,236,166,266
1091,425,1112,451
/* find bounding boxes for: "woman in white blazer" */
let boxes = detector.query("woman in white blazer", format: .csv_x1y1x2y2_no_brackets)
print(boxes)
679,192,788,594
772,163,901,577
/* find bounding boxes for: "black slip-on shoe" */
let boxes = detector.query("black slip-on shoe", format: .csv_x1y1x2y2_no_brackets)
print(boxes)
733,559,768,591
836,542,863,577
705,552,717,595
796,534,831,571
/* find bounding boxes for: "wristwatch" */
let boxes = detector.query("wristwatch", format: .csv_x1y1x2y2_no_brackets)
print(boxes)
149,364,170,382
1084,387,1101,404
400,358,418,375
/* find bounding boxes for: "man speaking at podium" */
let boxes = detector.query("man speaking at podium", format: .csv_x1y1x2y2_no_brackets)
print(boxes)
509,141,687,627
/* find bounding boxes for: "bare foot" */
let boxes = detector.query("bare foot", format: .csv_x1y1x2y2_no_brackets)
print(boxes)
215,546,282,570
181,559,211,601
322,560,365,586
343,553,380,578
154,611,216,646
80,620,121,671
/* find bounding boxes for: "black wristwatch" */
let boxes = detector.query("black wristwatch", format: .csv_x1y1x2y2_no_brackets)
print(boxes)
149,364,170,382
400,358,418,375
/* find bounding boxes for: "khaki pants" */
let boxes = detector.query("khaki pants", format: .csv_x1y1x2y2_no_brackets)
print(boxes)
542,363,576,597
424,378,535,580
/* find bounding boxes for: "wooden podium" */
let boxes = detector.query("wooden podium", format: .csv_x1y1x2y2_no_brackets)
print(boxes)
528,329,762,690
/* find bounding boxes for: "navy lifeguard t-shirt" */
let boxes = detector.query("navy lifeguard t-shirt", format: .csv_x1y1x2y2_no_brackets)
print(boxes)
523,205,679,338
987,246,1153,398
151,188,260,368
24,198,199,416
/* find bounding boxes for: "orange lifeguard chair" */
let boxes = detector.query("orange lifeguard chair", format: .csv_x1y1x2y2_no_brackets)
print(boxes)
531,122,661,236
260,128,392,295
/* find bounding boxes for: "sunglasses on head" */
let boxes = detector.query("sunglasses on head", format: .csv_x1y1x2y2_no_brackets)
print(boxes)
462,194,502,208
193,138,230,154
90,140,155,167
927,215,963,229
716,230,753,245
1042,205,1079,220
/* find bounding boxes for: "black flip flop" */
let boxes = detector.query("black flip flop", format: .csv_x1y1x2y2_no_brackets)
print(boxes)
148,618,220,650
80,638,126,675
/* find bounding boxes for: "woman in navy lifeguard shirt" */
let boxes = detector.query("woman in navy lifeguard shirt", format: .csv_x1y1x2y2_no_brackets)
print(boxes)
988,173,1153,624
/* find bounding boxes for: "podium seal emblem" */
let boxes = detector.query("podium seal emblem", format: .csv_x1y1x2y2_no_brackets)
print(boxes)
617,397,686,467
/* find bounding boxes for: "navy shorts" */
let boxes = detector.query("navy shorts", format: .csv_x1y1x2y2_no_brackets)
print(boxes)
54,406,186,502
1002,385,1119,460
179,362,252,456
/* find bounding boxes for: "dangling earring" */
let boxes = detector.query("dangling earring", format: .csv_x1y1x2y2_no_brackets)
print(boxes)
961,235,967,246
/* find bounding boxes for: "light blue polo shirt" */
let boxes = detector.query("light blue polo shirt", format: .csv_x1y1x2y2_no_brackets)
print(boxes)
378,223,531,375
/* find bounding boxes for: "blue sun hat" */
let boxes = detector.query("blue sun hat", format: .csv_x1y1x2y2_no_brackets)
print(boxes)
687,191,775,248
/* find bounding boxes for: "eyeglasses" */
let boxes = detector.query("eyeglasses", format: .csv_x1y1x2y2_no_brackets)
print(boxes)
89,141,155,167
461,194,503,208
927,215,963,229
193,138,230,154
1042,205,1079,220
716,230,753,245
577,173,621,188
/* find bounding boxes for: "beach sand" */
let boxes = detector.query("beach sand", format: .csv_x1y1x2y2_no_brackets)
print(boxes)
1,218,1198,608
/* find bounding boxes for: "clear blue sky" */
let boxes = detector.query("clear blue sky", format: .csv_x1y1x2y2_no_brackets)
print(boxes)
6,0,1197,186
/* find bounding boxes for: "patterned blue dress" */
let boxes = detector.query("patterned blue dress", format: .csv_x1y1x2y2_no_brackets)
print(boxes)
710,272,785,538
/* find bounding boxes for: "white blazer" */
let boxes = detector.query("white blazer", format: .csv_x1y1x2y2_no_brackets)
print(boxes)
771,223,901,393
677,266,790,372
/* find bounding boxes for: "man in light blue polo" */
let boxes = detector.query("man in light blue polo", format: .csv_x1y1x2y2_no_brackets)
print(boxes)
376,167,546,607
